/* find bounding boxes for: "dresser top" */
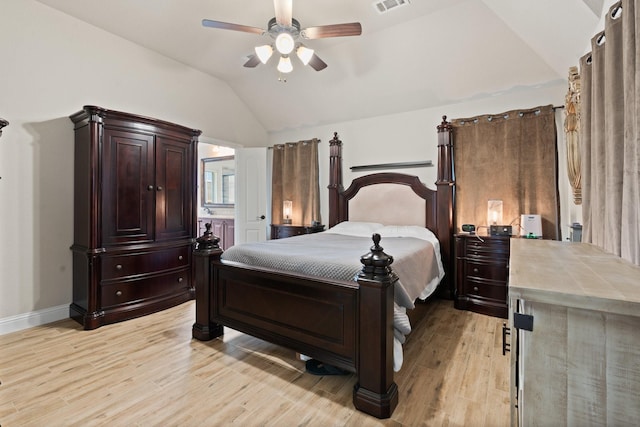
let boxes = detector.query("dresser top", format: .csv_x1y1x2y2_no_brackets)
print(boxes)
509,239,640,316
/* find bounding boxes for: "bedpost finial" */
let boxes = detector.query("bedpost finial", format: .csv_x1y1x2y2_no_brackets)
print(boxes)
195,222,221,251
358,233,397,283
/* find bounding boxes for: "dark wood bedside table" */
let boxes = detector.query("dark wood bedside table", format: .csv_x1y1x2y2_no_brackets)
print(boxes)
270,224,325,239
454,233,510,318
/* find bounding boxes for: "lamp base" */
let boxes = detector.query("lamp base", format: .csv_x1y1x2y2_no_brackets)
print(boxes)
283,218,292,224
490,225,512,236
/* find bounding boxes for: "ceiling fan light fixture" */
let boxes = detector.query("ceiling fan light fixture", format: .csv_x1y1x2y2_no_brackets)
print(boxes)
255,44,273,64
277,55,293,73
275,32,295,54
296,45,314,65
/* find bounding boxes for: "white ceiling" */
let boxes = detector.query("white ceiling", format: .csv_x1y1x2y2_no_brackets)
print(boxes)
35,0,603,133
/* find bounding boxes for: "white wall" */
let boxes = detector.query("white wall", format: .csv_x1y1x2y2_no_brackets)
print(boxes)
0,0,267,330
269,83,582,241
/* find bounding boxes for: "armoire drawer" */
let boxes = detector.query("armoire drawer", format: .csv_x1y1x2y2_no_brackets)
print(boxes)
101,269,191,308
101,246,190,280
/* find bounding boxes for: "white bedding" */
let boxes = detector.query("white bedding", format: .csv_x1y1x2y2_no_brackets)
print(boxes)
221,222,445,371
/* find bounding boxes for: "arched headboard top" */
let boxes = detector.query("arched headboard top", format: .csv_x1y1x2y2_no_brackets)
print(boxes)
338,173,437,230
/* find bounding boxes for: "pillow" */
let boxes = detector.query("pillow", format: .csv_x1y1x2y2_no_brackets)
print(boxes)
375,225,438,243
324,221,384,237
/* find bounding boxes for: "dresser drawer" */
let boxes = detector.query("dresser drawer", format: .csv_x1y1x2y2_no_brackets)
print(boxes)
464,277,507,301
466,259,509,282
101,269,191,308
102,246,190,280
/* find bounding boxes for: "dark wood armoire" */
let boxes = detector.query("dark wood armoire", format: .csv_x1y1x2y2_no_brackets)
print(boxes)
69,106,200,329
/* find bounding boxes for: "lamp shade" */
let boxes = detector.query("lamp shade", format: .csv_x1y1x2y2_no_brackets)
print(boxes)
275,32,295,54
277,55,293,73
254,45,273,64
487,199,503,225
283,200,293,224
296,45,314,65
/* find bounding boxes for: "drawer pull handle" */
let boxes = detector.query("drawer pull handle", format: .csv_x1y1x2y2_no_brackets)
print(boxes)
502,322,511,355
156,186,163,191
115,290,123,296
116,264,123,270
147,185,154,191
473,286,479,292
178,255,183,260
473,268,479,273
177,277,183,283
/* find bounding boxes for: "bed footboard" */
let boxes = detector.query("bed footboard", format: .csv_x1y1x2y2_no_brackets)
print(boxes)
192,227,398,418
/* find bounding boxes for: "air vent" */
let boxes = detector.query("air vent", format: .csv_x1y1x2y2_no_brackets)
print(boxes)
374,0,410,14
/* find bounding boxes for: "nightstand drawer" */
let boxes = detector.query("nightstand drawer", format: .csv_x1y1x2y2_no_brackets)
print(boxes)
465,239,509,259
464,277,507,301
466,259,509,282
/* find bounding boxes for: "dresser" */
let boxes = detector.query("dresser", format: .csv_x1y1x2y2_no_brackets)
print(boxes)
69,106,200,330
509,239,640,426
270,224,325,239
454,234,509,318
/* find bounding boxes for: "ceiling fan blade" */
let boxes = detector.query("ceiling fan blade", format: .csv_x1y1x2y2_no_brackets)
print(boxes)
274,0,293,27
202,19,264,35
243,54,261,68
308,53,328,71
301,23,362,39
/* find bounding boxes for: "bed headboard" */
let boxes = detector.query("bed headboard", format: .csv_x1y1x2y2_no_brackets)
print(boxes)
327,117,455,296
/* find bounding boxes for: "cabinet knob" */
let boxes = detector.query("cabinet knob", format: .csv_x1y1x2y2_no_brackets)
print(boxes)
178,255,183,260
177,277,183,283
147,185,154,191
115,290,123,296
156,186,163,191
473,286,479,292
473,268,479,273
116,264,123,270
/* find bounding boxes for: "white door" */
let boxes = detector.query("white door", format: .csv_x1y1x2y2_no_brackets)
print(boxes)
235,147,268,243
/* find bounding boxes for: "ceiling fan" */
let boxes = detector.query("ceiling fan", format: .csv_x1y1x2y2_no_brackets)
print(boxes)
202,0,362,74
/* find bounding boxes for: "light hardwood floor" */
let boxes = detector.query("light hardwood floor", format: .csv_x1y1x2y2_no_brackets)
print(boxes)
0,298,510,426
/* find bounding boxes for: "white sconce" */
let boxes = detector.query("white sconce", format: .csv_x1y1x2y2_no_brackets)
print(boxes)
283,200,293,224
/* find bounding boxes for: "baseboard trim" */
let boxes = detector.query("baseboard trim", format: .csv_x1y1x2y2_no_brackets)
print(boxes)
0,304,69,335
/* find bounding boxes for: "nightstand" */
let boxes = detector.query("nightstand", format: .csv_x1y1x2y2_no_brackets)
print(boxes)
270,224,325,239
454,233,510,318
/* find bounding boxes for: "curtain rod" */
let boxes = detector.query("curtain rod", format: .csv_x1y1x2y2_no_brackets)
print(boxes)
268,139,321,149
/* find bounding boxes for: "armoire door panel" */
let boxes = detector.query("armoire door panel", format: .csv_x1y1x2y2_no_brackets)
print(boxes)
155,137,192,241
102,129,155,245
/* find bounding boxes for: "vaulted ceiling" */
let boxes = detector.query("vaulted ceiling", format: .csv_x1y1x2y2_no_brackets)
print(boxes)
36,0,604,133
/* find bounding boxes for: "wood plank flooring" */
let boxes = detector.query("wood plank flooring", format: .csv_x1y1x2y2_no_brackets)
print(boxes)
0,298,510,426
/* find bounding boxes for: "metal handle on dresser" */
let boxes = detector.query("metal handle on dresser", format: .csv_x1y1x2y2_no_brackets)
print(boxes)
116,264,123,270
178,255,183,260
502,322,511,355
473,286,479,292
177,277,183,283
156,186,163,191
147,185,154,191
473,267,479,273
116,290,123,297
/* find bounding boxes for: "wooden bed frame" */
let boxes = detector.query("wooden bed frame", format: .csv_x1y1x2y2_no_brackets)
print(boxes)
192,117,455,419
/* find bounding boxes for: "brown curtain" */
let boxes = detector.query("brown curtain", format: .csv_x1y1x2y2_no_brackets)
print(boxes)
271,139,321,226
580,0,639,265
452,105,561,240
